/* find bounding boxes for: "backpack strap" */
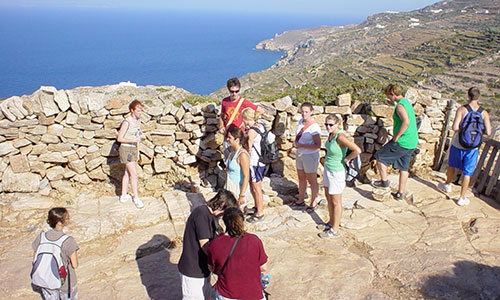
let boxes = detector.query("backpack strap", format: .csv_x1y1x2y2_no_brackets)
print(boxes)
464,104,472,113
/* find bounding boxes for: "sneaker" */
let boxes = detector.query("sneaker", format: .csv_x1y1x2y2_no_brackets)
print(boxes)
318,228,340,238
457,197,470,206
438,182,452,193
371,180,390,189
119,194,131,203
316,223,332,231
391,192,404,201
133,196,144,209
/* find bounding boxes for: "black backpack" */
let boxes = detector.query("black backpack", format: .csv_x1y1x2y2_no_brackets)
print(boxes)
250,123,279,164
458,104,485,149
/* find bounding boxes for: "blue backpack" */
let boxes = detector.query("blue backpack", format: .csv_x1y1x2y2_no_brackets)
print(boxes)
458,104,485,149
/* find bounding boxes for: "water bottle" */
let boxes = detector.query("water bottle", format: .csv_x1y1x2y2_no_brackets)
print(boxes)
261,273,270,289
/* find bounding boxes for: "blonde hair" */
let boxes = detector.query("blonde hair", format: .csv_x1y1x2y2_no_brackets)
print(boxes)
384,83,404,96
326,114,342,127
241,107,257,121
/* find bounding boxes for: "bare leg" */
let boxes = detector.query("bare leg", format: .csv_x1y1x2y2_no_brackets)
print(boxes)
324,187,334,225
376,161,388,182
332,193,343,231
460,175,471,199
297,169,307,204
125,162,139,198
121,167,130,196
398,170,409,194
250,181,264,216
306,172,318,207
446,166,455,185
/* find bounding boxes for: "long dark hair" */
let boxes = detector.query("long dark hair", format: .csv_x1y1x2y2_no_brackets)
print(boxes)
228,126,249,151
47,207,68,228
223,207,246,238
207,189,239,212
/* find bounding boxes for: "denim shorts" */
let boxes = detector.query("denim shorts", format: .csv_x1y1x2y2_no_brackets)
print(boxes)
373,140,414,171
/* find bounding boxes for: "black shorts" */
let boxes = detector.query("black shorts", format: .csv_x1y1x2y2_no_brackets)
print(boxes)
373,140,414,171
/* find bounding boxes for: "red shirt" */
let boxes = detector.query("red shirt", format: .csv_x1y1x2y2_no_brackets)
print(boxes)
221,96,258,133
207,233,268,300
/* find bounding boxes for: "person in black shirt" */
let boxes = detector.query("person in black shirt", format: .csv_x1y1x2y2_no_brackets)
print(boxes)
178,190,238,300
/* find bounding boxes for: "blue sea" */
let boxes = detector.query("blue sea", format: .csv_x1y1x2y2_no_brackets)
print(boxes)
0,8,361,98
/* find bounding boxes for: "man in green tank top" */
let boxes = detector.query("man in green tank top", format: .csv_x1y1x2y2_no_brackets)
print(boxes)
372,84,418,201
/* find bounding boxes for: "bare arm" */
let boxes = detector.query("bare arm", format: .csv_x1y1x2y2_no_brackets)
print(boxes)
246,129,258,152
260,262,268,272
337,133,362,162
238,152,250,204
199,239,210,255
219,117,226,134
482,110,492,136
70,251,79,269
451,106,466,132
393,104,410,143
294,134,321,150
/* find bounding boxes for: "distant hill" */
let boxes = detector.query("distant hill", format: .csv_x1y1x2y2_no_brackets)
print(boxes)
211,0,499,125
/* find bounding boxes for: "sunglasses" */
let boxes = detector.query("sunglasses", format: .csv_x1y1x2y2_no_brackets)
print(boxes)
229,89,240,94
324,123,336,127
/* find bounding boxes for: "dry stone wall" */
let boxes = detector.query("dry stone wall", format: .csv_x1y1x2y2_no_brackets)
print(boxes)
0,85,449,194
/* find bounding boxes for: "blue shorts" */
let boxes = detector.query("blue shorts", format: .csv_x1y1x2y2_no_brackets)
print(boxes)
373,140,415,171
448,145,478,176
250,165,266,182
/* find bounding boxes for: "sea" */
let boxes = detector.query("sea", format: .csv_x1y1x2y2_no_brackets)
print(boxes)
0,8,361,98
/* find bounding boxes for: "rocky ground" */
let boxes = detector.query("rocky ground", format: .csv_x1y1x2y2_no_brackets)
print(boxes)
1,172,499,300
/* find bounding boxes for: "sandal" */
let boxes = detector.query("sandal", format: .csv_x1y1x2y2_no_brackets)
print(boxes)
244,206,256,216
304,205,315,213
290,201,306,209
246,214,264,223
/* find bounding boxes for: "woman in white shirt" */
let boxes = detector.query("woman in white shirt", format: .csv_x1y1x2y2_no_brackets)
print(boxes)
292,102,321,211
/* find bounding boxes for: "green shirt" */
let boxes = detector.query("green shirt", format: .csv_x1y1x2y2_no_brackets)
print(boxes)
393,98,418,149
325,130,348,172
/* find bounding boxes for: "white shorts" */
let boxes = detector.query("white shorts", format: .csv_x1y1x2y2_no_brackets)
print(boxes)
180,273,212,300
322,168,346,195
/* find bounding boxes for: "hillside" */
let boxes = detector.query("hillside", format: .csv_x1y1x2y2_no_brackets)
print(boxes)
211,0,499,124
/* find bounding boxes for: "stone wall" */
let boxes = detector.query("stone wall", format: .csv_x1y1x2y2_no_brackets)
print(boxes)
0,85,448,194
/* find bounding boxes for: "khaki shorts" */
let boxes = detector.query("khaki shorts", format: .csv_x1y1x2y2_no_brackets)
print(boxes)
296,151,320,174
119,145,138,163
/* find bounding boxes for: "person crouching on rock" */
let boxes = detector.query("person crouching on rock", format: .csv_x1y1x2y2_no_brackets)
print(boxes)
318,114,361,238
117,100,144,208
241,107,266,223
32,207,79,300
178,190,239,300
225,127,250,209
207,207,268,300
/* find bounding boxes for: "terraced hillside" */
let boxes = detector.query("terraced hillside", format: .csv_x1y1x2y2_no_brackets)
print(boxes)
211,0,499,124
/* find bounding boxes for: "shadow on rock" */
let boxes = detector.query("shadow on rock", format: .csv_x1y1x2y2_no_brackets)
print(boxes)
421,260,500,300
136,234,181,300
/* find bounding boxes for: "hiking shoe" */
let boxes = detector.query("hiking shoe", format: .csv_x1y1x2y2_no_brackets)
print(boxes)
438,182,452,193
457,197,470,206
371,180,390,189
318,228,340,238
316,223,332,231
133,197,144,209
119,194,131,203
391,192,404,201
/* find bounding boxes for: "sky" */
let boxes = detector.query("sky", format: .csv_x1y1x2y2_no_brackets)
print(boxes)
0,0,440,17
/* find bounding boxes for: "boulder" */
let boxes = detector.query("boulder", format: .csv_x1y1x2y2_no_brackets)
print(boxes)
2,167,40,192
9,154,30,173
0,142,16,157
273,96,293,111
337,93,352,106
54,90,70,112
370,104,393,119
